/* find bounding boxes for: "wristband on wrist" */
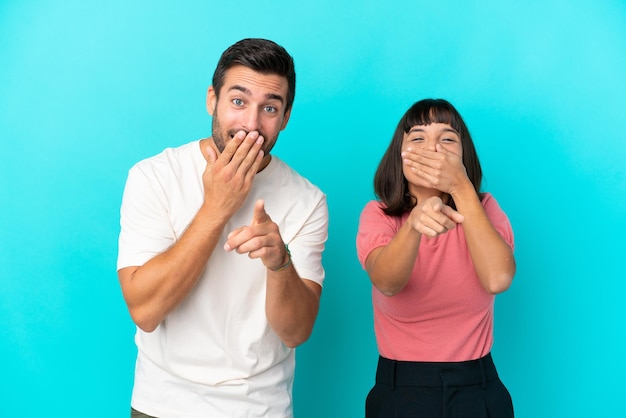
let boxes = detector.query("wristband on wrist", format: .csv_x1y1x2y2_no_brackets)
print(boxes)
269,244,291,272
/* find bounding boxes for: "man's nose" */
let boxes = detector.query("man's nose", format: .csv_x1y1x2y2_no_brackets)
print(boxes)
241,109,260,132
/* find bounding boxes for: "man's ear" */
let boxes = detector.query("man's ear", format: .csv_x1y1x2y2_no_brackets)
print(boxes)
206,86,217,116
280,107,292,131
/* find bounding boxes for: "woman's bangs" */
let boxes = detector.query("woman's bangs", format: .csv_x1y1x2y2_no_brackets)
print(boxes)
403,104,461,133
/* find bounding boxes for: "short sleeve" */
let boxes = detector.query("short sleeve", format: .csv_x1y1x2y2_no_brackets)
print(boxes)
356,201,401,270
117,165,176,270
481,193,515,251
286,194,329,287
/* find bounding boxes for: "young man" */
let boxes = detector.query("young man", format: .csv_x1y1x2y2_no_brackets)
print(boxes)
117,38,328,418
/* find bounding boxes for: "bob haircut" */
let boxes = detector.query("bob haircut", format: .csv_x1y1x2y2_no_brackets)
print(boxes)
211,38,296,114
374,98,483,216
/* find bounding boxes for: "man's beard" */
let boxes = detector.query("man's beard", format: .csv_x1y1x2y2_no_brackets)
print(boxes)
211,112,278,155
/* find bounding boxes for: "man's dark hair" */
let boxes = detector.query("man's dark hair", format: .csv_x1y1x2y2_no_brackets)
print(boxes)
212,38,296,113
374,98,483,216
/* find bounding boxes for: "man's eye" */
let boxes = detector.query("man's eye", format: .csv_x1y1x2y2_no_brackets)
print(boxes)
264,106,277,113
232,98,244,106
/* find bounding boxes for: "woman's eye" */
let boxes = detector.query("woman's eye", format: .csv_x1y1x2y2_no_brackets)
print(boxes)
411,137,424,142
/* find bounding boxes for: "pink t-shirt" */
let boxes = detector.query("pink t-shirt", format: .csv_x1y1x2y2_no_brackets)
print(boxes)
356,193,514,362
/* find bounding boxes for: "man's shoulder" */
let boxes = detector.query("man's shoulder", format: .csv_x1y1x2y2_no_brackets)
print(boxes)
131,140,201,173
270,156,324,195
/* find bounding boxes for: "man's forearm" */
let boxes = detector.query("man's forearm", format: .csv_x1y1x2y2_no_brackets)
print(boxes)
265,266,322,348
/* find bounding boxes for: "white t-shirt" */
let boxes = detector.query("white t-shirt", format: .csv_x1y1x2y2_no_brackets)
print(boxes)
117,140,328,418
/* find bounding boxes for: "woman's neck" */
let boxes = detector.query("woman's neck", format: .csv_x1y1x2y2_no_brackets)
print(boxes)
409,186,449,205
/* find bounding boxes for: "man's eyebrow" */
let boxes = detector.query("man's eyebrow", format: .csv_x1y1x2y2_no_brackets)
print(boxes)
229,85,251,95
228,85,284,104
266,93,284,104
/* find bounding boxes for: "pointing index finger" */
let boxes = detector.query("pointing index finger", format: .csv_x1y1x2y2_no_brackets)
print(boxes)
252,199,270,225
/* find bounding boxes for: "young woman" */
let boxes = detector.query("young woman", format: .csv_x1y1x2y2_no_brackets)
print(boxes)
356,99,515,417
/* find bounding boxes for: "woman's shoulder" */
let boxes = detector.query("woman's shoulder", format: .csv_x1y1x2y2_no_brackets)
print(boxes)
480,192,503,209
363,199,384,209
359,200,408,227
481,192,505,209
480,192,512,222
361,200,389,216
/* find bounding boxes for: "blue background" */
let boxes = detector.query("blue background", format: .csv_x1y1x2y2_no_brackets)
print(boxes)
1,1,625,417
